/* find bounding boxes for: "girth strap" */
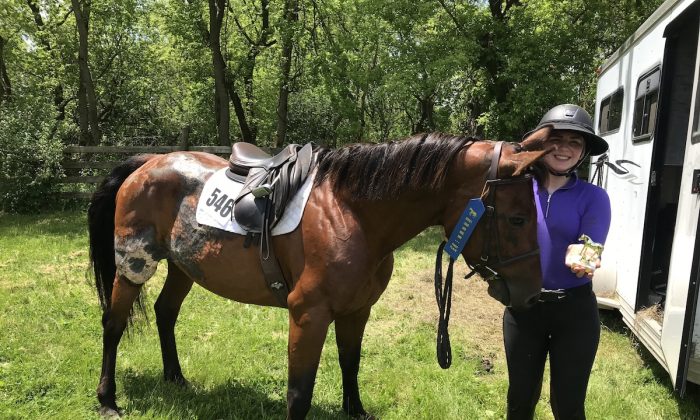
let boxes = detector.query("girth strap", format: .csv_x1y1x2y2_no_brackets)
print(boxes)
260,240,289,307
259,197,290,308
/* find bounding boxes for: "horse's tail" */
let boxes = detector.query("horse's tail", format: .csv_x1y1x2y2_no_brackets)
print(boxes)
88,154,157,313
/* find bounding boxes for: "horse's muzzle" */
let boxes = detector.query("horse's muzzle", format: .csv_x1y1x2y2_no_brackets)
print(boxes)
487,278,541,309
486,278,509,306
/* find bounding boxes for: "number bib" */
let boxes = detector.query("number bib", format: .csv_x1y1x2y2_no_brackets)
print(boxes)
195,168,315,235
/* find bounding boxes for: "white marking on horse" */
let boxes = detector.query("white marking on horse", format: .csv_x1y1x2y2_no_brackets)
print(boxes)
168,153,213,179
114,236,160,285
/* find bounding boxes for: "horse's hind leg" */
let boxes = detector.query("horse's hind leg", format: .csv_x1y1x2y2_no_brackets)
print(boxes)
97,229,162,416
335,307,372,418
97,275,142,416
154,261,193,385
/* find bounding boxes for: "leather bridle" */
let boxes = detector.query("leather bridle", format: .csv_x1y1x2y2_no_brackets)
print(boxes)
465,141,540,282
434,141,540,369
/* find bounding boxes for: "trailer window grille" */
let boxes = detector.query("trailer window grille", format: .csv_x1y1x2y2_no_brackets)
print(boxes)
599,88,624,135
632,68,660,142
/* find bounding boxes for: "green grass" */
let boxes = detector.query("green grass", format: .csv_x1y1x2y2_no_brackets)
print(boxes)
0,211,698,419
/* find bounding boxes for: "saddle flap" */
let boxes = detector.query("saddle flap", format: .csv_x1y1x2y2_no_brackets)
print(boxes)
233,193,268,233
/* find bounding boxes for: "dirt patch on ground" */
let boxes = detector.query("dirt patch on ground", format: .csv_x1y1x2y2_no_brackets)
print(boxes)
378,260,507,359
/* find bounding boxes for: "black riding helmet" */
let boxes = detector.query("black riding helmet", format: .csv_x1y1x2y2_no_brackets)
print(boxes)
524,104,609,176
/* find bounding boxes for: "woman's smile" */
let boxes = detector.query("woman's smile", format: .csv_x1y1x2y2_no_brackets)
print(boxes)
544,130,585,172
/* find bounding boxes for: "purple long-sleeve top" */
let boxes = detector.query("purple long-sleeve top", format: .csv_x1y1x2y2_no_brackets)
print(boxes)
534,174,611,290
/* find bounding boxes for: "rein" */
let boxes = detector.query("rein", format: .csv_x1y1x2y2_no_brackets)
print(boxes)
434,141,539,369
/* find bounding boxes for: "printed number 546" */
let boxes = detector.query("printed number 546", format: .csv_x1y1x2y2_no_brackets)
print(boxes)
206,188,234,218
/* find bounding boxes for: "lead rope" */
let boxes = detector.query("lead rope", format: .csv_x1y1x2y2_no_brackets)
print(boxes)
591,153,608,187
434,241,454,369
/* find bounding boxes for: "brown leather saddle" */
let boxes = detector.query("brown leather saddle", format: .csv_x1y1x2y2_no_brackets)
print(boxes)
227,142,315,232
225,142,317,307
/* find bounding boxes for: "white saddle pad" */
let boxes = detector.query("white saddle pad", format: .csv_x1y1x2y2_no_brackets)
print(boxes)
196,167,315,235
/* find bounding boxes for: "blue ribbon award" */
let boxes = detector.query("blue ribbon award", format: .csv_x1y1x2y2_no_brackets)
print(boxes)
445,198,486,260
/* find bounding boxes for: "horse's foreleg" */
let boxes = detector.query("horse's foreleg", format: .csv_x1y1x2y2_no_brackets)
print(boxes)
335,307,372,418
287,305,332,420
154,261,193,385
97,275,142,416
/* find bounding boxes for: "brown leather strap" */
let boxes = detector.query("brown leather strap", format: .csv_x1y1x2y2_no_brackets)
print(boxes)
489,141,503,180
259,230,289,307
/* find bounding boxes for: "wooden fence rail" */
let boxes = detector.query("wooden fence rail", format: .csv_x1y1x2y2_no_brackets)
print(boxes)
59,144,234,198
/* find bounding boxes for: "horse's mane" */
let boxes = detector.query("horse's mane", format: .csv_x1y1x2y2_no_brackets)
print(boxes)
314,133,475,200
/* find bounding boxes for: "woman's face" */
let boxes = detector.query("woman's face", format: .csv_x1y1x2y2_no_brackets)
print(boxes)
543,130,585,173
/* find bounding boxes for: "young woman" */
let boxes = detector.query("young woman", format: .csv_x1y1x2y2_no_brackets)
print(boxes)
504,104,611,420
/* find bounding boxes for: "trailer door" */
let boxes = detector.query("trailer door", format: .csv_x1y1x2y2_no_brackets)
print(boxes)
659,4,700,394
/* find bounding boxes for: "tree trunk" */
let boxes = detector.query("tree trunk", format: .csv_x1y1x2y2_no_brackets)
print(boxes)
275,0,299,147
414,94,435,134
227,82,255,144
357,89,367,141
228,0,274,145
242,58,258,142
0,36,12,103
208,0,230,146
72,0,101,145
76,74,90,145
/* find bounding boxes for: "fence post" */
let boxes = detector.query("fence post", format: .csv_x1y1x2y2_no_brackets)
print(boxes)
178,125,191,151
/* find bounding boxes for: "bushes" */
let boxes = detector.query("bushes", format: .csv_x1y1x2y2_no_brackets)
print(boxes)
0,102,64,213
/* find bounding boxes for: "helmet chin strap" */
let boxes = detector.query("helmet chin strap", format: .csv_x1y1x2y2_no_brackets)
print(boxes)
546,151,590,177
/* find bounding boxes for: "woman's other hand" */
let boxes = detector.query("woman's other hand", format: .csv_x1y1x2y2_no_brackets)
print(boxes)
565,244,601,279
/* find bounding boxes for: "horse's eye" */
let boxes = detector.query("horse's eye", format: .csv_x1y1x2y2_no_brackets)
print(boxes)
508,216,525,227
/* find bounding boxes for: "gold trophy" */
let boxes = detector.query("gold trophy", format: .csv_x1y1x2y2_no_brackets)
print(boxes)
575,234,604,274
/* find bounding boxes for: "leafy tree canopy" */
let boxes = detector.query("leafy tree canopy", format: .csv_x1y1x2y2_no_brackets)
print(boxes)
0,0,664,210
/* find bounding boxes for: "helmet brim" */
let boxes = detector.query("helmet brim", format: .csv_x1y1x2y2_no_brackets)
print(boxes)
524,122,609,156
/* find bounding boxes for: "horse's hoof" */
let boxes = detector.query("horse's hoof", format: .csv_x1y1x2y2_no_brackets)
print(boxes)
98,405,121,418
347,409,376,420
165,372,190,388
175,377,190,388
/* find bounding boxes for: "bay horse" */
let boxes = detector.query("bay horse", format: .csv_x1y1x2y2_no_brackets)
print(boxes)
88,129,551,419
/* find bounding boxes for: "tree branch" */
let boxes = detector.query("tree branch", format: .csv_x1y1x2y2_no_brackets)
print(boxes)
436,0,471,40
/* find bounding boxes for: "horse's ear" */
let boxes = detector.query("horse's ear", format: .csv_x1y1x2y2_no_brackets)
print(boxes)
506,149,550,176
505,125,555,176
519,126,552,151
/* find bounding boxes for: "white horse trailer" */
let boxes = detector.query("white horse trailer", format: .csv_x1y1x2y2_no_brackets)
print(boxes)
593,0,700,395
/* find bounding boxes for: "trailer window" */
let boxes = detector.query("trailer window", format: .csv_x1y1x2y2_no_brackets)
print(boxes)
599,88,624,134
632,68,660,142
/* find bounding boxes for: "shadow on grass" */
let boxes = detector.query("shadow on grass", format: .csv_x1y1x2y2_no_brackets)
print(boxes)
121,369,343,419
599,310,700,419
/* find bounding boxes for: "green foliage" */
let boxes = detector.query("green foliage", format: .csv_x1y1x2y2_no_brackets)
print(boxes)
0,101,63,213
0,0,665,212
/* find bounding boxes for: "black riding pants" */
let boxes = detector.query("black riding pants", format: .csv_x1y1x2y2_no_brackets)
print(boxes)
503,283,600,420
